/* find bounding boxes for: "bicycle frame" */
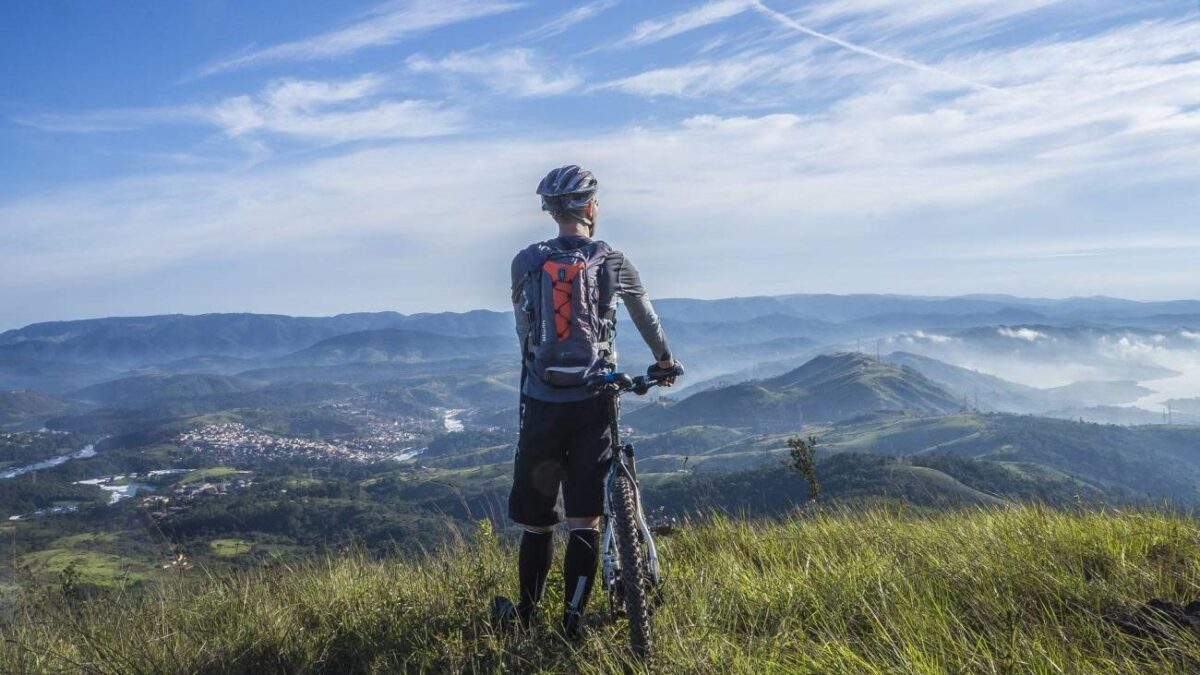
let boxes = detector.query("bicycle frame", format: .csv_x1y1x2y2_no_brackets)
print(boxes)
599,390,662,598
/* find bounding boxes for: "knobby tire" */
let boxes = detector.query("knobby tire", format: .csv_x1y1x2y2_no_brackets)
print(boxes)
612,471,653,663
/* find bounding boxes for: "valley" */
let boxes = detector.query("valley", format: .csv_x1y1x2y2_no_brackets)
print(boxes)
1,292,1198,600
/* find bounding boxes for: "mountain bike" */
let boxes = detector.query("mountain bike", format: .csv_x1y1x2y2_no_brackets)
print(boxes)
586,362,683,662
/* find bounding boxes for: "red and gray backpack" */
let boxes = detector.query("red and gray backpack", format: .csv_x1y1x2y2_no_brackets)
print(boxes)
519,240,616,388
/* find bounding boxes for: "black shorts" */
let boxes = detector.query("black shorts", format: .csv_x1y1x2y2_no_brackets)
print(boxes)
508,394,612,527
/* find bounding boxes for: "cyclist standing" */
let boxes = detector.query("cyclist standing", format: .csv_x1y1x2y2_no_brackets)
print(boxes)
494,165,677,640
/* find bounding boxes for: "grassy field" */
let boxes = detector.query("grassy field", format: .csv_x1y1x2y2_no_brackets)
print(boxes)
209,538,254,557
3,505,1200,674
18,548,151,587
175,466,244,486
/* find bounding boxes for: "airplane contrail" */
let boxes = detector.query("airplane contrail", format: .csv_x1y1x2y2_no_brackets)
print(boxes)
749,0,997,91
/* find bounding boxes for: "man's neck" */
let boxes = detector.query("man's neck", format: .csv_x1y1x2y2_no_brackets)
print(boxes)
557,222,591,238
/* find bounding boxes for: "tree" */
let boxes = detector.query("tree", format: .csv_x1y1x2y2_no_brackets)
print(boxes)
787,435,820,502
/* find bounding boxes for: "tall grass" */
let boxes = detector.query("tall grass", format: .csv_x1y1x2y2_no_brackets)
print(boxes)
4,505,1200,673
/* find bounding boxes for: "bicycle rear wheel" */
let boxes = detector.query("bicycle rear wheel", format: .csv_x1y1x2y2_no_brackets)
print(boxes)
612,471,653,661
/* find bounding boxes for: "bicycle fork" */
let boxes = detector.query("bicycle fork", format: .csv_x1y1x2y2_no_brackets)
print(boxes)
600,445,663,595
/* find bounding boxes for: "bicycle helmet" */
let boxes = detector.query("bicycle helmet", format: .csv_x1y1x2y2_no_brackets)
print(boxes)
536,165,598,220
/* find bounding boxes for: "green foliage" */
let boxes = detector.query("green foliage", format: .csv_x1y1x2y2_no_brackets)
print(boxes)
633,425,745,458
175,466,242,486
209,538,253,557
786,435,820,502
0,391,69,429
0,431,94,464
4,506,1200,673
424,429,511,458
0,478,106,515
821,412,1200,502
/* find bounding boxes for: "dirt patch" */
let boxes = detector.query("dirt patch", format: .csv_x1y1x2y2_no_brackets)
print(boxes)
1106,598,1200,641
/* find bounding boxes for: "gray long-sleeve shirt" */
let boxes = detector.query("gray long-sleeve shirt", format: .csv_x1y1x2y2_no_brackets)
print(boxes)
512,235,671,402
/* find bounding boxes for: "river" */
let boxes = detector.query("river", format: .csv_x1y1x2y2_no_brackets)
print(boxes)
443,409,465,433
74,476,157,504
0,444,96,480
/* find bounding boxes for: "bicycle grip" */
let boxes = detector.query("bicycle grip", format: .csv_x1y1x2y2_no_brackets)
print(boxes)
647,361,684,380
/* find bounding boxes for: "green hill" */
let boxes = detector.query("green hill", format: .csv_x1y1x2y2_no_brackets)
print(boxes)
630,353,961,432
0,355,121,394
819,412,1200,502
0,390,70,428
276,329,509,367
636,411,1200,504
5,506,1199,673
69,373,265,407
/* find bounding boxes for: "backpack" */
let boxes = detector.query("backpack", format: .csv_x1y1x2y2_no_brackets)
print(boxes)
520,240,616,388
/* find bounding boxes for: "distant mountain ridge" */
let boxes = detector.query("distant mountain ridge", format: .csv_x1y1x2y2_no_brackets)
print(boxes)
275,329,510,367
629,352,961,432
652,293,1200,324
4,293,1197,401
883,352,1151,413
0,311,513,368
69,373,265,407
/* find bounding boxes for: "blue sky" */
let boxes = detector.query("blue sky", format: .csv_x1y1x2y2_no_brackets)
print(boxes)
1,0,1198,329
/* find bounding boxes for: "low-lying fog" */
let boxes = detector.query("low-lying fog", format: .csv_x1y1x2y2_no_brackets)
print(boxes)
890,327,1200,413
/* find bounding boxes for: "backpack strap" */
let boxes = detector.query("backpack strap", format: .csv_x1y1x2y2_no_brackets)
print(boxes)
517,243,552,369
587,241,616,357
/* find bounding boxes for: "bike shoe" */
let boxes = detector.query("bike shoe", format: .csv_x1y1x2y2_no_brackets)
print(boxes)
562,609,585,641
493,596,541,633
491,596,520,628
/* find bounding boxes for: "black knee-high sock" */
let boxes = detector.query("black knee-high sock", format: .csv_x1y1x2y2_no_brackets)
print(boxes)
517,529,553,622
563,528,600,619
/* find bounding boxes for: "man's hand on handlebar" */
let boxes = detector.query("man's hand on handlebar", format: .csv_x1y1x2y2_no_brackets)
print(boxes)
649,358,684,387
587,362,684,396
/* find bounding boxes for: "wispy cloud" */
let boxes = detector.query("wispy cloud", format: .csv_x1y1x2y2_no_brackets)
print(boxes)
407,48,581,97
195,0,522,77
800,0,1070,38
518,0,620,42
19,75,466,143
15,107,203,133
749,1,996,91
5,0,1200,325
601,51,801,98
609,0,996,91
618,0,753,46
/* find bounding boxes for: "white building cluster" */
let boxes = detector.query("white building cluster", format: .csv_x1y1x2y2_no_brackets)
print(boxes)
176,421,422,463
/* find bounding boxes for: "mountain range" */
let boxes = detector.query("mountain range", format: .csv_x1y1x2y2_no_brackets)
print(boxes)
628,353,962,432
1,292,1196,431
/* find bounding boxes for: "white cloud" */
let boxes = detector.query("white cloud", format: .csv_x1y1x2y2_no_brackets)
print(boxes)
196,0,523,76
6,3,1200,325
998,327,1047,342
519,0,621,42
910,331,955,344
407,48,581,97
18,75,465,144
603,57,775,97
210,76,464,141
619,0,753,46
14,107,200,133
798,0,1070,38
4,88,1200,325
602,16,1200,200
749,1,995,90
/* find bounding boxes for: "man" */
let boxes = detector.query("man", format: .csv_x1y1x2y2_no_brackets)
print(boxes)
493,165,677,640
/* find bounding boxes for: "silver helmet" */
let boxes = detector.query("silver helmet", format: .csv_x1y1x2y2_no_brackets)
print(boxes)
536,165,598,217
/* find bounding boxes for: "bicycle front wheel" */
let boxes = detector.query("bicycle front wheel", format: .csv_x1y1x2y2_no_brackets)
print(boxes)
612,471,653,661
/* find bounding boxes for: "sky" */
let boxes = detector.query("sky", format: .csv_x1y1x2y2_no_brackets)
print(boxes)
1,0,1198,329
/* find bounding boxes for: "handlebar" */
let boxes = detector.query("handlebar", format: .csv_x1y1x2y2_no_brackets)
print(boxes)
586,362,685,396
